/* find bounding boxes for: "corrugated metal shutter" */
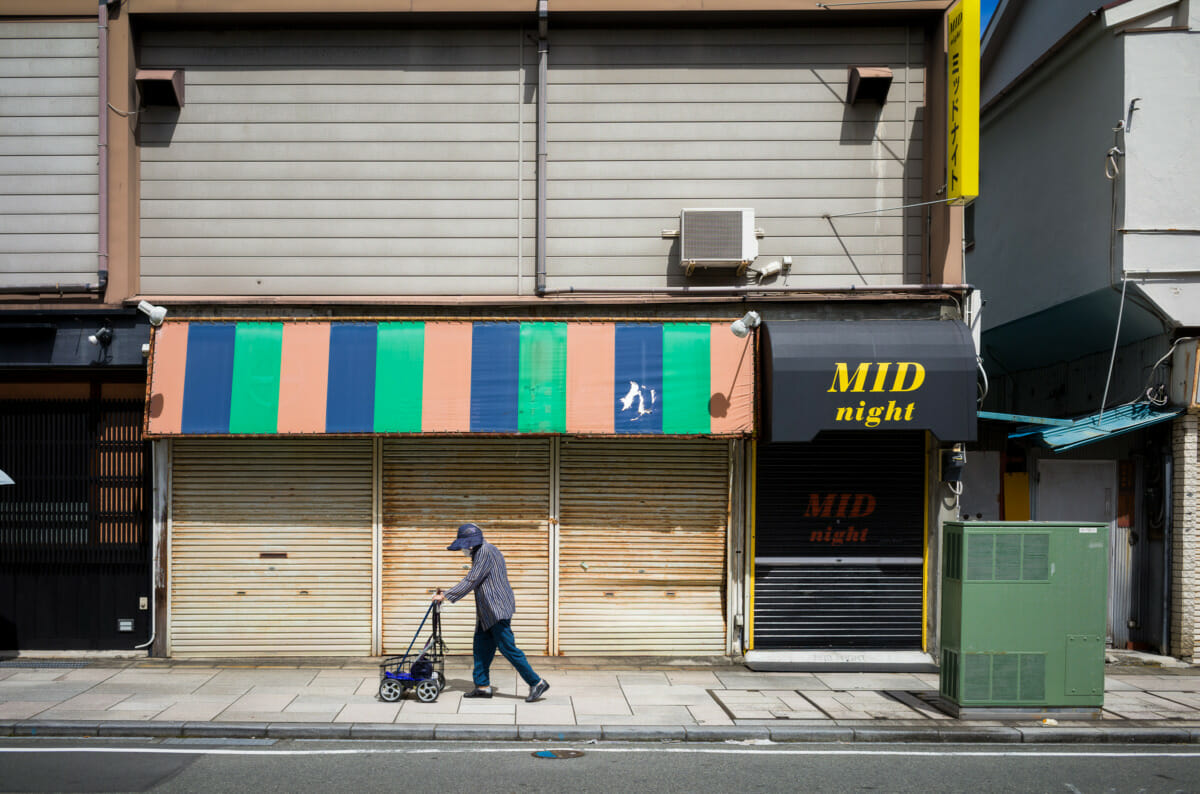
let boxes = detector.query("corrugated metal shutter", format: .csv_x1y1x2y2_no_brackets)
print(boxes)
170,439,373,657
558,438,729,655
381,439,550,655
754,432,925,649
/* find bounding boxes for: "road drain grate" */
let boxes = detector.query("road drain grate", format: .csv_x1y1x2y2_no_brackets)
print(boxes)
532,750,585,759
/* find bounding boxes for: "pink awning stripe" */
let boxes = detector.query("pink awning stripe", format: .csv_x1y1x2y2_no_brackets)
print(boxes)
710,324,755,435
277,322,330,434
146,322,188,435
566,322,616,435
422,321,473,432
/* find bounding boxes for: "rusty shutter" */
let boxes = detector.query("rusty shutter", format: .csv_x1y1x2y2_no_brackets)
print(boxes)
381,439,551,655
169,439,373,657
557,438,730,655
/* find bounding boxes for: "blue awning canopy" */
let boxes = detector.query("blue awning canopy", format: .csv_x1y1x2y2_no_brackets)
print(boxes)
994,403,1182,452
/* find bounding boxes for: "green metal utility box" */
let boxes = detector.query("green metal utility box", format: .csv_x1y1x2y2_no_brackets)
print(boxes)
940,521,1107,713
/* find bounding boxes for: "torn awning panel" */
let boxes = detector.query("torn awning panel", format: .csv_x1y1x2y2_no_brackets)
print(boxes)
145,319,755,437
1007,403,1181,452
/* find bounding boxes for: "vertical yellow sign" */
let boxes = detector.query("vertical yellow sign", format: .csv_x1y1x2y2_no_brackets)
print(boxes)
947,0,980,203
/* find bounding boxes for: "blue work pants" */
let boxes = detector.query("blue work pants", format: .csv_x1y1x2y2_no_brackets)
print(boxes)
473,619,540,688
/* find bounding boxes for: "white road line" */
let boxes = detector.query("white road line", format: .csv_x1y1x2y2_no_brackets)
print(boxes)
0,746,1198,758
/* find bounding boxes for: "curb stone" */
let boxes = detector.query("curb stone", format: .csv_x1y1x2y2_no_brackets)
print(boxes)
936,726,1022,743
14,720,101,737
267,723,351,740
601,726,686,742
434,725,519,741
182,722,269,739
1015,726,1105,744
684,725,771,742
518,725,602,741
97,721,184,738
0,720,16,737
349,724,435,741
767,725,855,743
852,726,942,743
1113,727,1193,744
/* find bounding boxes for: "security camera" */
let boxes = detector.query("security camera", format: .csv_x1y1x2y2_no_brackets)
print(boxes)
730,311,762,338
137,300,168,327
87,326,113,346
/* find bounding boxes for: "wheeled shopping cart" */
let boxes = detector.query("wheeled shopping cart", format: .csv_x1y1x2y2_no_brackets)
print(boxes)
378,598,446,703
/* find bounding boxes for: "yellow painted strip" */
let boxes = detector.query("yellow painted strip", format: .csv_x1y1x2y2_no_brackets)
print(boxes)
922,431,930,653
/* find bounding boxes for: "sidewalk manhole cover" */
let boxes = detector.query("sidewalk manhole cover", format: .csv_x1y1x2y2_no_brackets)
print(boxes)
532,750,585,759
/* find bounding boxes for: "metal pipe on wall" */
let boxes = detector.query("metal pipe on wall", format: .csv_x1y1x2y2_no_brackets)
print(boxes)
535,0,548,296
97,1,109,294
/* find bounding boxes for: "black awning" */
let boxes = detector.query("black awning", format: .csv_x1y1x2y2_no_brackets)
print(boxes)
762,319,978,443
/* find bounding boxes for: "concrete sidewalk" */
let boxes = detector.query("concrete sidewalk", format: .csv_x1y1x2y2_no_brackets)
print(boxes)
2,653,1199,744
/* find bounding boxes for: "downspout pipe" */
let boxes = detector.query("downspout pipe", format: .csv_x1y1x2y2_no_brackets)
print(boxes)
535,0,548,296
97,0,110,294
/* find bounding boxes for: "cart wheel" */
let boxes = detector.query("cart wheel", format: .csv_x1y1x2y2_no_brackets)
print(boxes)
379,678,404,703
415,680,440,703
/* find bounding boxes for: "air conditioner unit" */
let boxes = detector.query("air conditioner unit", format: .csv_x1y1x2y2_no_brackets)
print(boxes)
680,208,758,275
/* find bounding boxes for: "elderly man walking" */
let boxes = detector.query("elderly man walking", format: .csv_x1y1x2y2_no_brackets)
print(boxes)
433,522,550,702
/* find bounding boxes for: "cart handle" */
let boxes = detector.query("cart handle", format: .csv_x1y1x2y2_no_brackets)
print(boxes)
402,596,439,660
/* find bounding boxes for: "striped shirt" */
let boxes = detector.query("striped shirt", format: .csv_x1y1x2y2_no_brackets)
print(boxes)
444,541,516,631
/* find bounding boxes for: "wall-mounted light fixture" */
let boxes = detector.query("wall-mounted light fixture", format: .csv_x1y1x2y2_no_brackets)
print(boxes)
137,300,168,327
87,326,113,347
730,311,762,338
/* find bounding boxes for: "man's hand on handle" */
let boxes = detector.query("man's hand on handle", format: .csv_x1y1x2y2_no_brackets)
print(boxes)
432,589,445,603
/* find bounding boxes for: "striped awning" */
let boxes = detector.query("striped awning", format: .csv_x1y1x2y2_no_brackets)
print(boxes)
145,319,755,437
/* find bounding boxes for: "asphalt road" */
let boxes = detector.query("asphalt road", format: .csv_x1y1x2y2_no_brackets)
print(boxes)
1,739,1198,793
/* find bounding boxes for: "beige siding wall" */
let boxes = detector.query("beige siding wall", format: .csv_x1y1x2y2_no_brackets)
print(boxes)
0,21,98,288
139,25,924,296
547,26,925,290
139,29,536,296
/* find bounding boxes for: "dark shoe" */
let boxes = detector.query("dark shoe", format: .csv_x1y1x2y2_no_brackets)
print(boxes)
463,686,494,699
525,679,550,702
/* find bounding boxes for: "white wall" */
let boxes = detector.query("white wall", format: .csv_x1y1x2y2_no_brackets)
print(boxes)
1120,29,1200,325
971,25,1125,329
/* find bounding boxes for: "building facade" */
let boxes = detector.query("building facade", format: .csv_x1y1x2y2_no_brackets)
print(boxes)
969,0,1200,660
2,0,976,665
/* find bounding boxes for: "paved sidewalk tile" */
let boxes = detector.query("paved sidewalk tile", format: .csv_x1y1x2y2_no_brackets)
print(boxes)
621,685,713,706
515,703,575,725
815,673,935,692
54,693,129,711
153,702,231,722
803,690,925,720
229,693,295,711
335,703,401,723
687,702,734,726
0,702,52,719
571,695,632,716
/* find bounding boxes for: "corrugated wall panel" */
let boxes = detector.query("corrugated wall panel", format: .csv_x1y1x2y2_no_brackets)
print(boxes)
170,440,373,656
548,26,926,290
558,438,729,655
138,28,535,297
0,21,98,287
381,439,551,655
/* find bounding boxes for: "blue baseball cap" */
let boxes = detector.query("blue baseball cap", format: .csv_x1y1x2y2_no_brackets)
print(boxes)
447,522,485,551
